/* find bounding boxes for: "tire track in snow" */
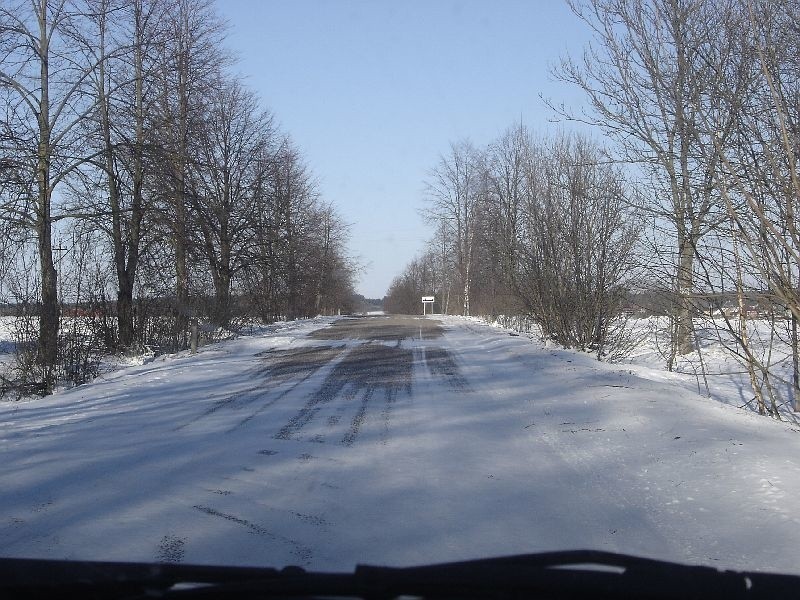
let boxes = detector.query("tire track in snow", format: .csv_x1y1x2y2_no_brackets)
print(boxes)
423,346,471,391
193,504,312,563
230,375,318,432
275,343,413,445
176,345,346,433
341,387,375,446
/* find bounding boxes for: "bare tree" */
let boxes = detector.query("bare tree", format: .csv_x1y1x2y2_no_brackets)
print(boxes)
514,134,638,356
0,0,360,396
400,128,637,357
305,202,357,316
75,0,168,350
156,0,227,346
190,76,275,327
553,0,742,365
484,123,536,317
704,0,800,412
423,140,484,316
0,0,102,390
384,250,441,315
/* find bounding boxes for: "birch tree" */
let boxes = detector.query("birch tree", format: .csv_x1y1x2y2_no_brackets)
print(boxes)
705,0,800,412
423,140,484,316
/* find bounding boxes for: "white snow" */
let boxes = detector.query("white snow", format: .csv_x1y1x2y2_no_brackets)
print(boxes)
1,314,799,573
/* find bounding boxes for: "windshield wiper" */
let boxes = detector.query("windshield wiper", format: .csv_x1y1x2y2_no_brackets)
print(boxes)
1,550,797,599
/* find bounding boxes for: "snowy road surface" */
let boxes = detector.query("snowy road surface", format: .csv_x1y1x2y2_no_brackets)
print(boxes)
2,315,800,572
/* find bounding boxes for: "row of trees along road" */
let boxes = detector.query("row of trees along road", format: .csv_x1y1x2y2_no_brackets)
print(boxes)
385,130,639,362
387,0,800,417
0,0,357,396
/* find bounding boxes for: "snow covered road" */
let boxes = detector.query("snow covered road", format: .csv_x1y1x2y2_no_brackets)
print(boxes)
1,315,800,573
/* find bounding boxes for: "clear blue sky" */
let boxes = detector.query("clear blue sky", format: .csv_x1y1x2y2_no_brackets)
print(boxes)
215,0,591,299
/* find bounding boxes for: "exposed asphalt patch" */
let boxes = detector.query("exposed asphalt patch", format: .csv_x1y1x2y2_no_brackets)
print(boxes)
310,315,443,341
259,345,346,381
276,342,413,445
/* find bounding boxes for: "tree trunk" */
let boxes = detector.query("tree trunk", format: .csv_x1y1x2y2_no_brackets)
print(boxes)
37,197,58,391
675,234,695,355
462,261,471,317
172,93,190,344
793,313,800,412
118,0,146,349
117,277,135,349
97,5,135,351
174,185,189,339
36,3,58,392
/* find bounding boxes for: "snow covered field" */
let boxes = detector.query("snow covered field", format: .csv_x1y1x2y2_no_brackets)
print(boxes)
624,316,800,420
1,314,799,573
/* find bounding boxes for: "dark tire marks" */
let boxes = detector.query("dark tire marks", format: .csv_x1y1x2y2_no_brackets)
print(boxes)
193,505,312,562
260,345,346,382
173,384,265,431
342,387,374,447
276,343,413,446
381,385,403,445
424,346,470,391
178,345,346,432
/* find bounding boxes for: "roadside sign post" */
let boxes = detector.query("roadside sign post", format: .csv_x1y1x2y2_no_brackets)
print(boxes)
421,296,435,316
